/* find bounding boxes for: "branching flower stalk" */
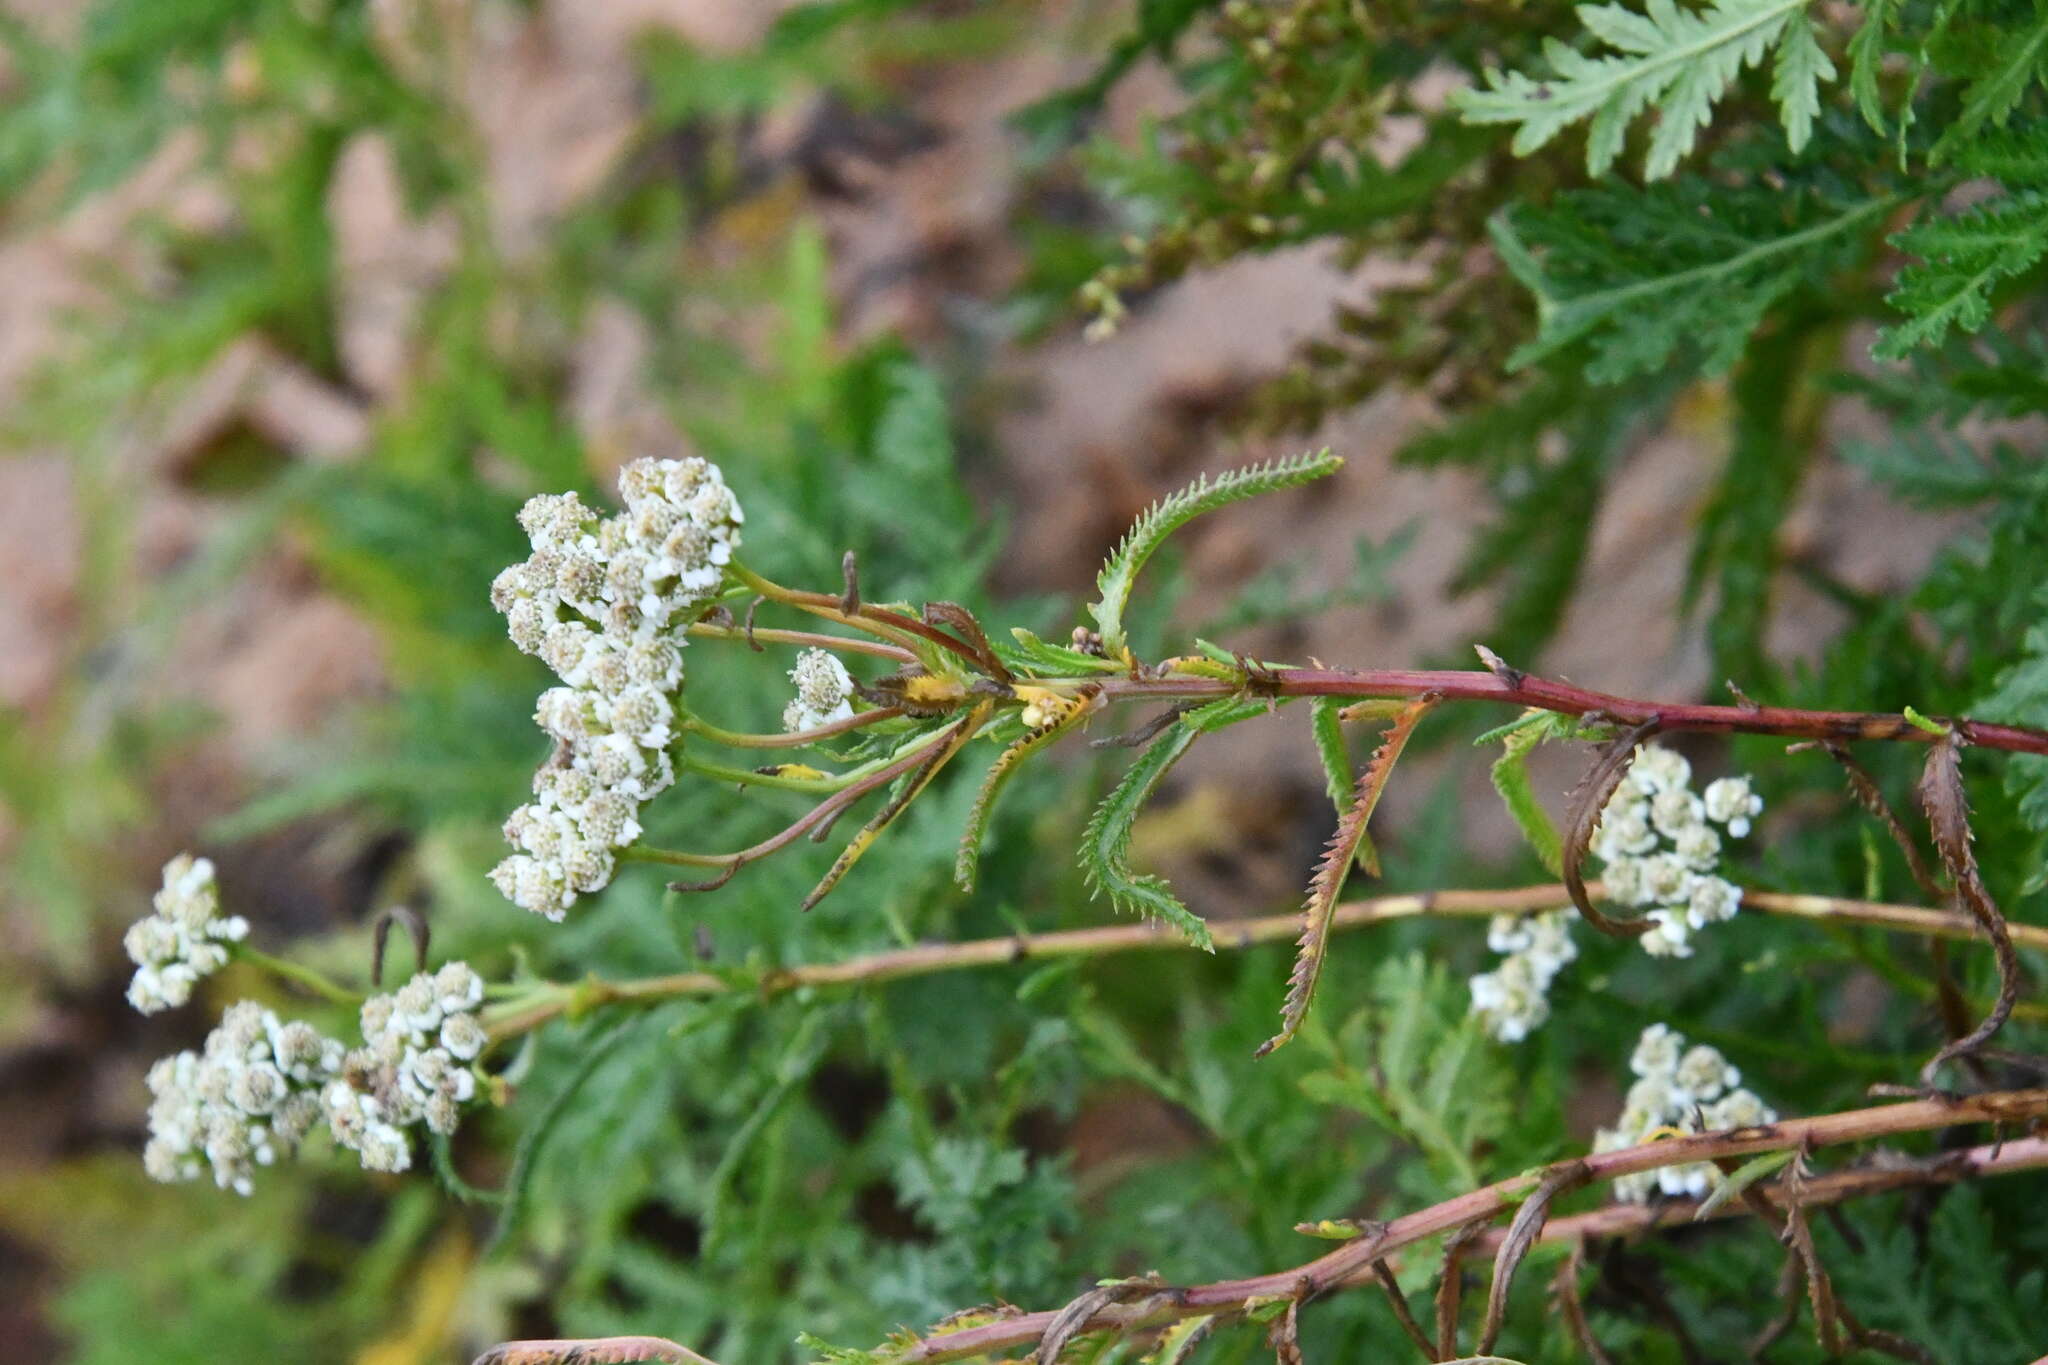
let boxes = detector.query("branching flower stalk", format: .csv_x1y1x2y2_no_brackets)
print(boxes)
463,451,2045,1068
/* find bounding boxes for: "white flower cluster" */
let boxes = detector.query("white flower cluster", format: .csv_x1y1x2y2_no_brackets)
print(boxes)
782,647,856,733
1594,746,1762,959
143,962,488,1193
1469,910,1578,1042
1595,1024,1777,1203
143,1001,343,1195
488,456,743,919
124,855,249,1014
320,962,488,1174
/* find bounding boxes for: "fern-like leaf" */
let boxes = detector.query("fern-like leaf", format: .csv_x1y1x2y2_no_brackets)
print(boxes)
1452,0,1835,180
1878,179,2048,359
1932,3,2048,161
1079,724,1212,948
1494,181,1896,381
1088,451,1343,657
1257,697,1434,1057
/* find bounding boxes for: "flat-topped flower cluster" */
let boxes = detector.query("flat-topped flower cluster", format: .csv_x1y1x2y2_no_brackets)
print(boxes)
140,910,490,1195
1469,745,1764,1042
488,456,743,919
124,855,249,1014
1596,1024,1776,1203
1468,910,1577,1042
1596,745,1761,957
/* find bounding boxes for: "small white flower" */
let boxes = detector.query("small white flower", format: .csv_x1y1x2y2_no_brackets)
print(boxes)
1705,1088,1775,1130
1673,1044,1739,1102
125,855,251,1015
1649,787,1705,839
1630,1024,1683,1079
1485,914,1533,955
1469,953,1551,1042
783,648,857,733
1684,875,1742,929
1703,776,1763,836
1627,745,1692,796
1639,909,1694,958
1672,823,1722,871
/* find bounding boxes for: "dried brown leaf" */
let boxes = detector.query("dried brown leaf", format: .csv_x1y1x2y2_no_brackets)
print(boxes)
1480,1164,1587,1355
1915,733,2022,1080
1561,717,1662,938
1820,742,1941,899
1035,1275,1164,1365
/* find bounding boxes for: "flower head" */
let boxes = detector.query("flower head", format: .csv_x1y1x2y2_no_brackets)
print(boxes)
783,648,857,733
489,458,742,919
125,855,250,1015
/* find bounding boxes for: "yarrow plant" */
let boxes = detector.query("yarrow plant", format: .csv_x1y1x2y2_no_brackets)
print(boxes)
130,448,2048,1361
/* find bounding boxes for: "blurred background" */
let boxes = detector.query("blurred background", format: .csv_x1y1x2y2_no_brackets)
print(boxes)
0,2,2029,1363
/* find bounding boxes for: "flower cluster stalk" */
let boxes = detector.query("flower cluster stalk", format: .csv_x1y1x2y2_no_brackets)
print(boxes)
479,881,2048,1043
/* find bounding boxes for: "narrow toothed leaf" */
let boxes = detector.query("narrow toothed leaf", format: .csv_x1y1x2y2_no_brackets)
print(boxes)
1088,451,1343,656
1310,698,1352,814
1259,697,1435,1056
1915,733,2021,1075
1080,725,1213,949
802,710,987,912
955,713,1082,893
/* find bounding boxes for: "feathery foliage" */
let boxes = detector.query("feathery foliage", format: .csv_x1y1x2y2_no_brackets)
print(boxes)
1451,0,1835,179
1087,450,1343,657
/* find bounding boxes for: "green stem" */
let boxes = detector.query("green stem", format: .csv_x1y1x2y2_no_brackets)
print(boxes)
678,753,859,794
681,707,906,750
237,945,361,1004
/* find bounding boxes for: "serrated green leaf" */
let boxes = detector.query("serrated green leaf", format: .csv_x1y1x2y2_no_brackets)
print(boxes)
1452,0,1831,180
1878,182,2048,359
1310,698,1352,814
1494,186,1897,382
1847,0,1900,131
1491,717,1565,877
1932,3,2048,161
955,712,1082,893
1079,725,1213,949
995,627,1123,677
1088,451,1343,656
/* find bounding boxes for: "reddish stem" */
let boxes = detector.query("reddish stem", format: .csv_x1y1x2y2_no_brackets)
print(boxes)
1093,667,2048,757
898,1089,2048,1362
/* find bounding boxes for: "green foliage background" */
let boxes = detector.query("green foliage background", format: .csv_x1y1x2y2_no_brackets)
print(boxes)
2,1,2046,1362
